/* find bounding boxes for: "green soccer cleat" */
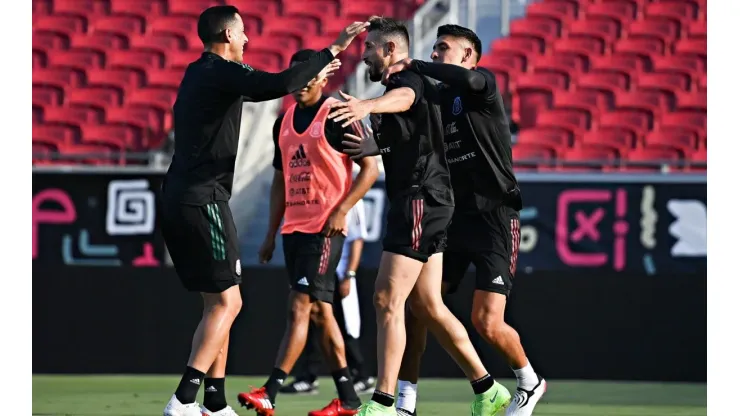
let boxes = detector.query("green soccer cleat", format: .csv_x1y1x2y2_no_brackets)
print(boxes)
471,381,512,416
357,400,397,416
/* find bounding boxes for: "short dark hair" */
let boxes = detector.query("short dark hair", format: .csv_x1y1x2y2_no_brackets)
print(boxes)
437,24,482,62
368,16,410,49
290,49,317,65
197,5,240,45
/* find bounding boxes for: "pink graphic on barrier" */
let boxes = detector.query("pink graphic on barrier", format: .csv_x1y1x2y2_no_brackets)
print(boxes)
33,189,76,259
133,242,160,267
556,189,628,270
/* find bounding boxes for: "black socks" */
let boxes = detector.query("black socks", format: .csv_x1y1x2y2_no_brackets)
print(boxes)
203,378,227,412
371,390,395,407
175,366,206,404
332,367,361,408
263,367,288,403
471,374,494,395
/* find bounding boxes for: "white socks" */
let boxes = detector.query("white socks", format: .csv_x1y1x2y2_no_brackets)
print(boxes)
513,361,538,390
397,380,418,413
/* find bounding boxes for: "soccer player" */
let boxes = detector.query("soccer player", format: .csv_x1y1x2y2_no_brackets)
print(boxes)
159,5,367,416
236,49,379,416
384,25,546,416
329,17,511,416
280,198,375,395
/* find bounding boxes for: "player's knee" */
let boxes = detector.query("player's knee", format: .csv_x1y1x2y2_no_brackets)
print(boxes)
309,302,332,326
288,293,312,323
373,289,403,317
472,311,505,343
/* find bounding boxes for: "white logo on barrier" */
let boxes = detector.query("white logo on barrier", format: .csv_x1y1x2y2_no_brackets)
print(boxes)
667,199,707,257
106,179,155,236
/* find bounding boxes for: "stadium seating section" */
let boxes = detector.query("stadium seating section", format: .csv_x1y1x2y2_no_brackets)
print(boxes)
33,0,706,171
481,0,706,171
32,0,419,165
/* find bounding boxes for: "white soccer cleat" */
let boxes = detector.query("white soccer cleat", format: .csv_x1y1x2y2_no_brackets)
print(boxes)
164,394,203,416
505,376,546,416
201,404,240,415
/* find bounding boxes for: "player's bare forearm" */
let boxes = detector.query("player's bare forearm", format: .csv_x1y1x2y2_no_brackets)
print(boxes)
336,157,378,214
347,239,364,273
365,87,416,114
409,60,486,93
266,170,286,240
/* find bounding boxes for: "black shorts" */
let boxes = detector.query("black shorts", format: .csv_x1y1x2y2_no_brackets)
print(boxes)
383,189,454,263
443,205,520,297
283,232,344,303
160,199,242,293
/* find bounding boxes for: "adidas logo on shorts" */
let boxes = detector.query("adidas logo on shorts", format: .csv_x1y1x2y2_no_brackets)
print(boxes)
492,276,505,285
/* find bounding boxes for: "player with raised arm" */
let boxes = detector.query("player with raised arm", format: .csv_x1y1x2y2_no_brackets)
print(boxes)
384,25,546,416
329,17,511,416
236,48,378,416
160,6,367,416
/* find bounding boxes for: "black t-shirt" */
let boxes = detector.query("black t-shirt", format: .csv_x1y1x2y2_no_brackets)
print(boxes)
437,67,521,213
272,96,356,170
163,49,334,205
374,71,453,205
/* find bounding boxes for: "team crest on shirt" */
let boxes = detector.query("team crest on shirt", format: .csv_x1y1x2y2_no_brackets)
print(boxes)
452,96,463,115
235,259,241,276
309,122,322,138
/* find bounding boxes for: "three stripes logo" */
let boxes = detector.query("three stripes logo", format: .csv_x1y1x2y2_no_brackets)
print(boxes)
206,203,227,261
289,144,311,168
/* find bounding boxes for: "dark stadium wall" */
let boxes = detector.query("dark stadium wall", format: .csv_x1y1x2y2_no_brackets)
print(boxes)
32,266,706,382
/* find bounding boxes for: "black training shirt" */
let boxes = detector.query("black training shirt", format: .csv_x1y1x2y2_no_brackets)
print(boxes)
409,61,521,212
373,70,453,205
272,96,357,170
163,49,334,205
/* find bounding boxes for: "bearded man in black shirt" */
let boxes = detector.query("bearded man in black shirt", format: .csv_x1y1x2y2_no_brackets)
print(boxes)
384,25,546,416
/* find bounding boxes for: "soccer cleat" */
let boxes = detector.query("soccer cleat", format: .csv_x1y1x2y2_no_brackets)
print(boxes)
504,376,547,416
307,398,360,416
471,381,511,416
356,401,396,416
237,387,275,416
353,377,376,395
279,379,320,395
164,394,203,416
201,405,240,415
396,409,416,416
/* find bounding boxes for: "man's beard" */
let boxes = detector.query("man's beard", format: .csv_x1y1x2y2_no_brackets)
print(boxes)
367,66,382,82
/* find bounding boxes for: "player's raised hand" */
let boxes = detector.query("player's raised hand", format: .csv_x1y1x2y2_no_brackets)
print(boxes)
330,22,370,55
342,132,380,160
328,91,371,128
258,237,275,264
382,57,413,85
308,59,341,88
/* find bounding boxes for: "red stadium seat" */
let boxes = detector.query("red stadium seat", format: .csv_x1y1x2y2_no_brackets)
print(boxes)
645,1,696,25
531,54,583,79
234,0,281,18
245,51,283,72
88,15,145,37
575,71,628,97
581,129,634,153
168,0,223,17
635,72,690,101
512,73,567,127
613,38,665,63
262,16,321,38
675,91,706,112
146,68,186,89
627,148,681,165
526,1,578,26
615,90,669,119
536,108,590,133
651,55,704,79
516,126,572,149
86,68,143,90
33,124,77,146
698,74,707,92
166,48,204,70
110,0,166,17
585,1,636,25
44,106,103,125
658,111,706,137
107,50,165,71
33,105,44,124
129,33,187,54
53,0,108,16
597,110,651,137
47,50,105,71
33,0,52,14
106,106,166,132
60,144,122,165
247,36,302,68
552,37,604,58
590,53,645,80
33,31,68,50
125,87,177,110
512,143,557,162
65,87,123,108
33,48,47,69
478,53,526,73
33,15,86,34
673,38,707,59
560,146,620,171
491,37,543,66
147,16,198,37
627,19,680,47
33,68,84,89
565,18,620,45
644,129,696,156
81,124,142,149
69,33,128,51
509,17,561,44
687,20,707,39
554,89,610,113
33,85,63,107
342,1,396,19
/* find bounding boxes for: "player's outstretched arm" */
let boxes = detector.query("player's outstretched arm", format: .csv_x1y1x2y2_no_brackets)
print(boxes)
385,58,487,93
224,22,369,102
328,88,416,127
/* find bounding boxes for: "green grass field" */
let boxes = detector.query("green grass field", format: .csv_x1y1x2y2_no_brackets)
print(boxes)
32,375,706,416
